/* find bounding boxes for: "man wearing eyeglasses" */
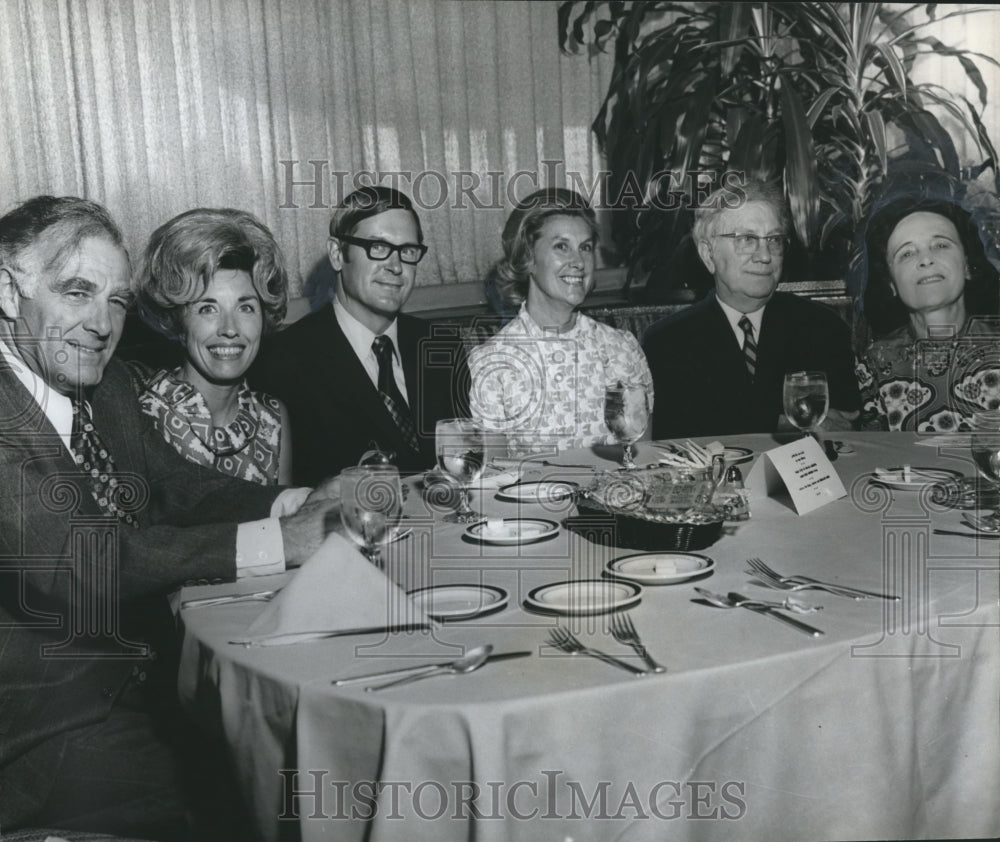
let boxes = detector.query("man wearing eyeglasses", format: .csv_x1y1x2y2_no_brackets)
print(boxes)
251,186,467,481
642,178,860,439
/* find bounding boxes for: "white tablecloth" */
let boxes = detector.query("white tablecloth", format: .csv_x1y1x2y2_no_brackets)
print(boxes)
177,433,1000,842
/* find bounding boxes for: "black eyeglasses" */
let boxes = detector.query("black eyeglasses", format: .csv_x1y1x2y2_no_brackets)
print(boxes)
714,233,788,255
337,235,427,265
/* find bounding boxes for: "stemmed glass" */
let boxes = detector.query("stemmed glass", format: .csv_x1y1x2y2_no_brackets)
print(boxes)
782,371,829,438
435,418,486,523
970,410,1000,528
340,465,403,568
604,383,650,469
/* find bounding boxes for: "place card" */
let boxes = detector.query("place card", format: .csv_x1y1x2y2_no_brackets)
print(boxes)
746,436,846,515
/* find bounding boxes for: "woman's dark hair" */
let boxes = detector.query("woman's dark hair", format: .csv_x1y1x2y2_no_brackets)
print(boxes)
138,207,288,340
329,185,423,244
861,195,999,338
492,187,599,307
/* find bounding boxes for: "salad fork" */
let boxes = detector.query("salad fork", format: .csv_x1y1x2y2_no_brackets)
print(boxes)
610,613,667,673
547,627,646,676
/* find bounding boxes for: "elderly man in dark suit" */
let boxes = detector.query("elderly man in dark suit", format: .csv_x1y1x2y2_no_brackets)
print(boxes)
0,196,340,839
642,179,861,440
250,186,468,483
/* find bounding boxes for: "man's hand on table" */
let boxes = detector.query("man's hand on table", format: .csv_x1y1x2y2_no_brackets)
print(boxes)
279,475,344,568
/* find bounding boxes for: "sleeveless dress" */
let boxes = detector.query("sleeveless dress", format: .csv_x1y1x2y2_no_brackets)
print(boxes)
139,368,283,485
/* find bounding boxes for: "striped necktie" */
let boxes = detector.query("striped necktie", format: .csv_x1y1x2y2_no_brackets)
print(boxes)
372,335,420,453
738,315,757,379
71,399,138,527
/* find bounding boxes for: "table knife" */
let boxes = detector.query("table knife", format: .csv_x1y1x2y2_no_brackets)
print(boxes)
728,592,824,638
332,650,532,685
933,528,999,539
181,589,279,609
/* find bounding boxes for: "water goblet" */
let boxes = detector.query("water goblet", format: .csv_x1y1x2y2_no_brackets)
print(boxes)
340,465,403,568
604,383,650,469
971,410,1000,528
782,371,829,438
435,418,486,523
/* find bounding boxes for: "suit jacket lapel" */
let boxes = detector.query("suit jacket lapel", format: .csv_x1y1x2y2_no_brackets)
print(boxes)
705,297,752,379
0,359,102,518
397,316,422,412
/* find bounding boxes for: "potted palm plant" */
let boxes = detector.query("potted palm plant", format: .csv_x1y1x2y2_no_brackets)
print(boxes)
559,1,1000,302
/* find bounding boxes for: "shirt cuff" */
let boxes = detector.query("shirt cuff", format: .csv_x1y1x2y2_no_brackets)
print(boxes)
235,519,286,577
270,486,312,517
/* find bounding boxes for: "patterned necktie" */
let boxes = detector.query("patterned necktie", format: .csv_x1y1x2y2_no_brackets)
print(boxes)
71,399,137,527
738,315,758,379
371,335,420,453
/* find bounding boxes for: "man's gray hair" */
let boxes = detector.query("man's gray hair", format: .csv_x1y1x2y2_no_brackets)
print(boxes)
692,178,790,243
0,195,128,297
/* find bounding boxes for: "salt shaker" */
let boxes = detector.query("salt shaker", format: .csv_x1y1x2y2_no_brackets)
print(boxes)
725,465,750,521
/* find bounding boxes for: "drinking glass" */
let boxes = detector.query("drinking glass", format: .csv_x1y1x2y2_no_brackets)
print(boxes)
604,383,650,469
435,418,486,523
340,465,403,568
782,371,829,437
971,410,1000,527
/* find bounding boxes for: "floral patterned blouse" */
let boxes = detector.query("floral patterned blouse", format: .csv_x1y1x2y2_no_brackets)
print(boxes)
856,323,1000,432
468,305,654,453
139,368,283,484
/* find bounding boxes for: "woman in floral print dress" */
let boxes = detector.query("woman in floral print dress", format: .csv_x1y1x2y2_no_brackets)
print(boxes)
469,188,653,453
856,196,1000,432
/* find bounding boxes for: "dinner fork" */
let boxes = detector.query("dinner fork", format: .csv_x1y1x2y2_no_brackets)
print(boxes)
745,559,864,600
547,627,647,676
610,613,666,673
747,557,899,601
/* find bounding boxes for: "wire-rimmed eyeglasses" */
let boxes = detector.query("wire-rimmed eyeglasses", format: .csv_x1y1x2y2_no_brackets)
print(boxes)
337,235,428,265
714,233,788,256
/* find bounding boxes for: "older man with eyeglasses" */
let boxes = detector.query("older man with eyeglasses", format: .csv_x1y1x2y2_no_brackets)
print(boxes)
251,186,468,481
642,178,860,440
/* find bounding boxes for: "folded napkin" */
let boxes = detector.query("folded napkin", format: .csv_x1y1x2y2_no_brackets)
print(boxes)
230,533,430,646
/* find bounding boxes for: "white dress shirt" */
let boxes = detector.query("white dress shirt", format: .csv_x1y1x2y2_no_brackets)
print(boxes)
716,295,766,350
0,338,295,577
332,296,409,404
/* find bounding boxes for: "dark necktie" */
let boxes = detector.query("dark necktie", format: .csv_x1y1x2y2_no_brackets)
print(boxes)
71,399,137,527
371,335,420,453
738,315,758,379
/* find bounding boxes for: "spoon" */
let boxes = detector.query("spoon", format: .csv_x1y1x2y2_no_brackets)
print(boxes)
961,512,1000,533
694,588,824,637
364,644,493,692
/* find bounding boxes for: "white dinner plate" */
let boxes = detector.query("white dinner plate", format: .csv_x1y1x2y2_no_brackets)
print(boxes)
724,446,754,465
524,579,641,616
606,552,715,585
465,518,559,545
496,480,578,504
407,584,508,621
869,466,963,490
